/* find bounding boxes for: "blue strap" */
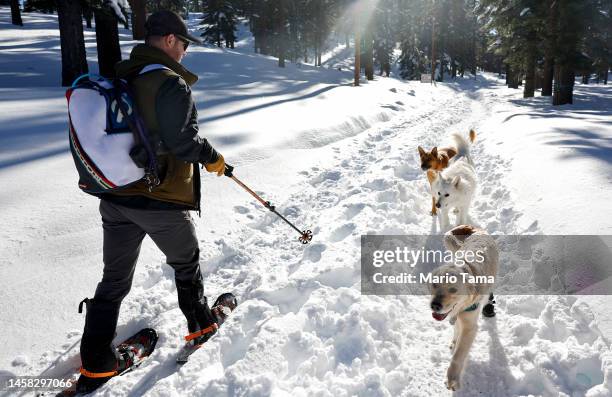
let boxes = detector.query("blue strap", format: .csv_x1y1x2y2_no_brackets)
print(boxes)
71,73,107,88
464,303,479,312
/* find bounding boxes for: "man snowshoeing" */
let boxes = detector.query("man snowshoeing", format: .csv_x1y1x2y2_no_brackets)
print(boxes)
76,10,237,394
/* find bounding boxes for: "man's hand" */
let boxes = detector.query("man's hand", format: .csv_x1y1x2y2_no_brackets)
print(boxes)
205,154,225,176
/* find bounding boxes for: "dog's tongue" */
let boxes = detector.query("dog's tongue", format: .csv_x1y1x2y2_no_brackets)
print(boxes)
432,311,447,321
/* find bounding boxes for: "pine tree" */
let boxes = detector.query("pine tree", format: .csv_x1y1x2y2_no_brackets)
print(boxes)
200,0,237,48
129,0,147,40
372,1,395,77
23,0,55,13
94,2,122,78
10,0,23,26
147,0,185,13
57,0,89,86
83,2,94,28
397,0,429,80
541,0,556,96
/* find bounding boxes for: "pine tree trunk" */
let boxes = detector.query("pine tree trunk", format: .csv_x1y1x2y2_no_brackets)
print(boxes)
524,44,536,98
431,17,436,83
542,56,554,96
129,0,146,40
507,65,519,89
354,18,360,86
364,34,374,80
57,0,88,86
278,51,285,67
10,0,23,26
552,0,577,105
505,64,510,85
57,0,89,87
83,5,93,29
317,52,322,67
541,0,556,96
553,64,574,105
278,1,286,69
94,6,122,78
581,72,588,84
471,0,477,76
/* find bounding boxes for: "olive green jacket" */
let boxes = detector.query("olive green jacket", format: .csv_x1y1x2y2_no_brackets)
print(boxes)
107,44,219,211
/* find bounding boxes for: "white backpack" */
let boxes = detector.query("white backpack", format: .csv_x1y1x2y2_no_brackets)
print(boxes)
66,64,168,195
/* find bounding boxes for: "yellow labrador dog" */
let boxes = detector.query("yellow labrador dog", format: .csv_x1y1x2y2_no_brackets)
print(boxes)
429,225,498,391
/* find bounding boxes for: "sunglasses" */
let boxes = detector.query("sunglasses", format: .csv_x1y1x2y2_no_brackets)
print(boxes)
176,36,189,51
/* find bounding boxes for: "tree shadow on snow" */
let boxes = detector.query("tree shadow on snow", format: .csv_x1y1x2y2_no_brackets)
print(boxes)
505,85,612,125
440,74,504,100
544,127,612,167
0,90,69,169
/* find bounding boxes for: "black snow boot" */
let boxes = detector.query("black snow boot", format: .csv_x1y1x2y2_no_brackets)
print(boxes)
176,273,237,344
482,293,496,318
76,298,122,394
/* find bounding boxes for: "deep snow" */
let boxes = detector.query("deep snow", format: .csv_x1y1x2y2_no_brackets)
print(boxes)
1,8,611,397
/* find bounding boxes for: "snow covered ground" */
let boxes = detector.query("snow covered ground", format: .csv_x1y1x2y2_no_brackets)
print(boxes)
1,8,611,397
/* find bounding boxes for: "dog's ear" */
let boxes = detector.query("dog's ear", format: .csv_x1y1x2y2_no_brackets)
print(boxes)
452,175,461,188
418,146,426,157
431,147,438,157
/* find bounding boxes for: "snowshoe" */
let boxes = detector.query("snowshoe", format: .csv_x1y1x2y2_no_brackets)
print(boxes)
177,293,238,364
60,328,158,396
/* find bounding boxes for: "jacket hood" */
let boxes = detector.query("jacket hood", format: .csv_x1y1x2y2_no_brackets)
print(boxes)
115,44,198,86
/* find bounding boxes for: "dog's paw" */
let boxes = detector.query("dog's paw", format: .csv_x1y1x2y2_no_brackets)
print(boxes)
446,376,461,391
446,367,461,391
431,210,437,216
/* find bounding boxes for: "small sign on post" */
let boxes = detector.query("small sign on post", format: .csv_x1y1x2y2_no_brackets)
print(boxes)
420,73,432,83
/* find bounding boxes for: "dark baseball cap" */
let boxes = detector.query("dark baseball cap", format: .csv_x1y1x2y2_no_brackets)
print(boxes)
145,10,202,44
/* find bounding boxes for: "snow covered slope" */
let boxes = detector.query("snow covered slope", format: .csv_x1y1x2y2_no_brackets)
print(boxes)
1,8,611,397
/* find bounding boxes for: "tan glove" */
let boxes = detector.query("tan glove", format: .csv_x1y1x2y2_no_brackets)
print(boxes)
205,154,225,176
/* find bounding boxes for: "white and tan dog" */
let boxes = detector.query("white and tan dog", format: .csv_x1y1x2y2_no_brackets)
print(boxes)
429,225,499,391
431,157,477,233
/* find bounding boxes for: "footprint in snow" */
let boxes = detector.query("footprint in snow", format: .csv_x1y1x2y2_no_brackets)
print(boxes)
309,170,342,186
234,205,249,214
393,164,421,181
302,243,326,263
343,203,366,220
329,223,357,242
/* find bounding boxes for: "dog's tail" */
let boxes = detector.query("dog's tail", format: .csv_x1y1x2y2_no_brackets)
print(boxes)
450,129,476,165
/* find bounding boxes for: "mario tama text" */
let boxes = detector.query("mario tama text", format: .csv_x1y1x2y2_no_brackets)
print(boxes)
360,235,612,296
372,271,494,286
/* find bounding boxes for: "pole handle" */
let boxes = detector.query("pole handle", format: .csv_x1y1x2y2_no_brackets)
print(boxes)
224,163,234,177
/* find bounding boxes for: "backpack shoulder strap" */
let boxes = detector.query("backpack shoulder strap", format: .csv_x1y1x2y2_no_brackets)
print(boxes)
139,64,171,75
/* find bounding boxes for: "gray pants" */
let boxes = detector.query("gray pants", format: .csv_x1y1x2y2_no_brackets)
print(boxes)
80,199,204,371
95,199,201,303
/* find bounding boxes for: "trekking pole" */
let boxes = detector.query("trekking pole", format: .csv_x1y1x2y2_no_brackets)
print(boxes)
224,164,313,244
